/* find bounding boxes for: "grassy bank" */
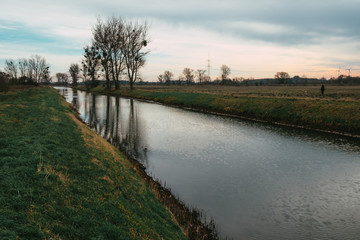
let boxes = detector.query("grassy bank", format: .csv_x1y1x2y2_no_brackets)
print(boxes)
0,87,187,239
77,85,360,137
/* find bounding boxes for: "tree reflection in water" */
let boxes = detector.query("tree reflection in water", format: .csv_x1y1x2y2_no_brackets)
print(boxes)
71,89,78,107
82,94,149,168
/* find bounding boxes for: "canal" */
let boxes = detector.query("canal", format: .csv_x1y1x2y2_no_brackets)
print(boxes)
57,87,360,239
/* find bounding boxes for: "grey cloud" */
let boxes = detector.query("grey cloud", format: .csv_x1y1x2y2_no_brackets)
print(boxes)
111,0,360,45
54,0,360,46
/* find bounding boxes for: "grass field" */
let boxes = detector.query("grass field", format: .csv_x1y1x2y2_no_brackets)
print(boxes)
126,85,360,100
0,87,186,239
79,84,360,137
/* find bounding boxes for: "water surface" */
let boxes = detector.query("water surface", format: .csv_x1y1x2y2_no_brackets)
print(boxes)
57,87,360,239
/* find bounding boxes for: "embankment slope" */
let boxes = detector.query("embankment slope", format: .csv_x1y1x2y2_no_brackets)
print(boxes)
0,87,186,239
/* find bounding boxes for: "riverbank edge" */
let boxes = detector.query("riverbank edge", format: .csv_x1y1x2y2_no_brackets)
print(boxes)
0,87,194,239
57,88,222,239
75,86,360,139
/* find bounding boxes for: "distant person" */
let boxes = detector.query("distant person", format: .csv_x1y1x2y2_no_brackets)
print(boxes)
321,84,325,95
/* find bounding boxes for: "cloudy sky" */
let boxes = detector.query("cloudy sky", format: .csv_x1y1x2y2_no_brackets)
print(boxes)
0,0,359,80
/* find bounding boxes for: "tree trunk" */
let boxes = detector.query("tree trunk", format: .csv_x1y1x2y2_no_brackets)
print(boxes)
105,71,111,89
129,79,134,90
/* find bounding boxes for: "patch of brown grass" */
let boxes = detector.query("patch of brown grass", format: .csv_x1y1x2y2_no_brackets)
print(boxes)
0,104,11,108
43,166,70,185
37,159,70,185
99,175,114,185
67,112,132,168
42,229,62,240
91,158,104,169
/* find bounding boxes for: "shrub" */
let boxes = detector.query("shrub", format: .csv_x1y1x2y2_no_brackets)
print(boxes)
0,72,10,92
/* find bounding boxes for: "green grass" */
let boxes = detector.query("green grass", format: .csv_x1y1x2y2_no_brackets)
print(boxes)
0,87,186,239
77,85,360,136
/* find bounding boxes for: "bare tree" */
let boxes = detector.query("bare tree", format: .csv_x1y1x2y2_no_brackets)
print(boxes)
163,70,173,85
26,60,33,80
274,72,290,84
106,17,126,89
18,58,28,78
4,59,18,80
123,20,149,90
28,56,38,82
28,55,49,83
92,19,113,89
183,68,194,84
157,74,164,84
69,63,80,86
220,65,231,81
196,69,206,83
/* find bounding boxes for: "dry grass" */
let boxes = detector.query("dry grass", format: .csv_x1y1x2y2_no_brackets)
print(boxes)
43,165,70,185
91,158,104,169
67,112,132,169
99,175,115,185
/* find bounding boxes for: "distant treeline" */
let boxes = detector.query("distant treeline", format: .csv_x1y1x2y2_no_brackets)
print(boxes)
65,75,360,89
152,75,360,86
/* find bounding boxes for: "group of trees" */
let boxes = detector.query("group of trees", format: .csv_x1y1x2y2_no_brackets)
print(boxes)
155,67,308,86
157,65,230,85
157,68,198,85
69,63,80,86
156,66,310,86
157,68,212,85
156,67,305,86
157,70,174,85
15,16,149,89
81,16,149,90
54,63,80,86
3,55,50,84
55,72,69,84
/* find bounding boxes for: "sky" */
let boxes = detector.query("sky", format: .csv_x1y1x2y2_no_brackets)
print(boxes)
0,0,359,81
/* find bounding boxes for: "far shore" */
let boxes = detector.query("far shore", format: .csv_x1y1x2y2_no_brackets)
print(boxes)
73,84,360,138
